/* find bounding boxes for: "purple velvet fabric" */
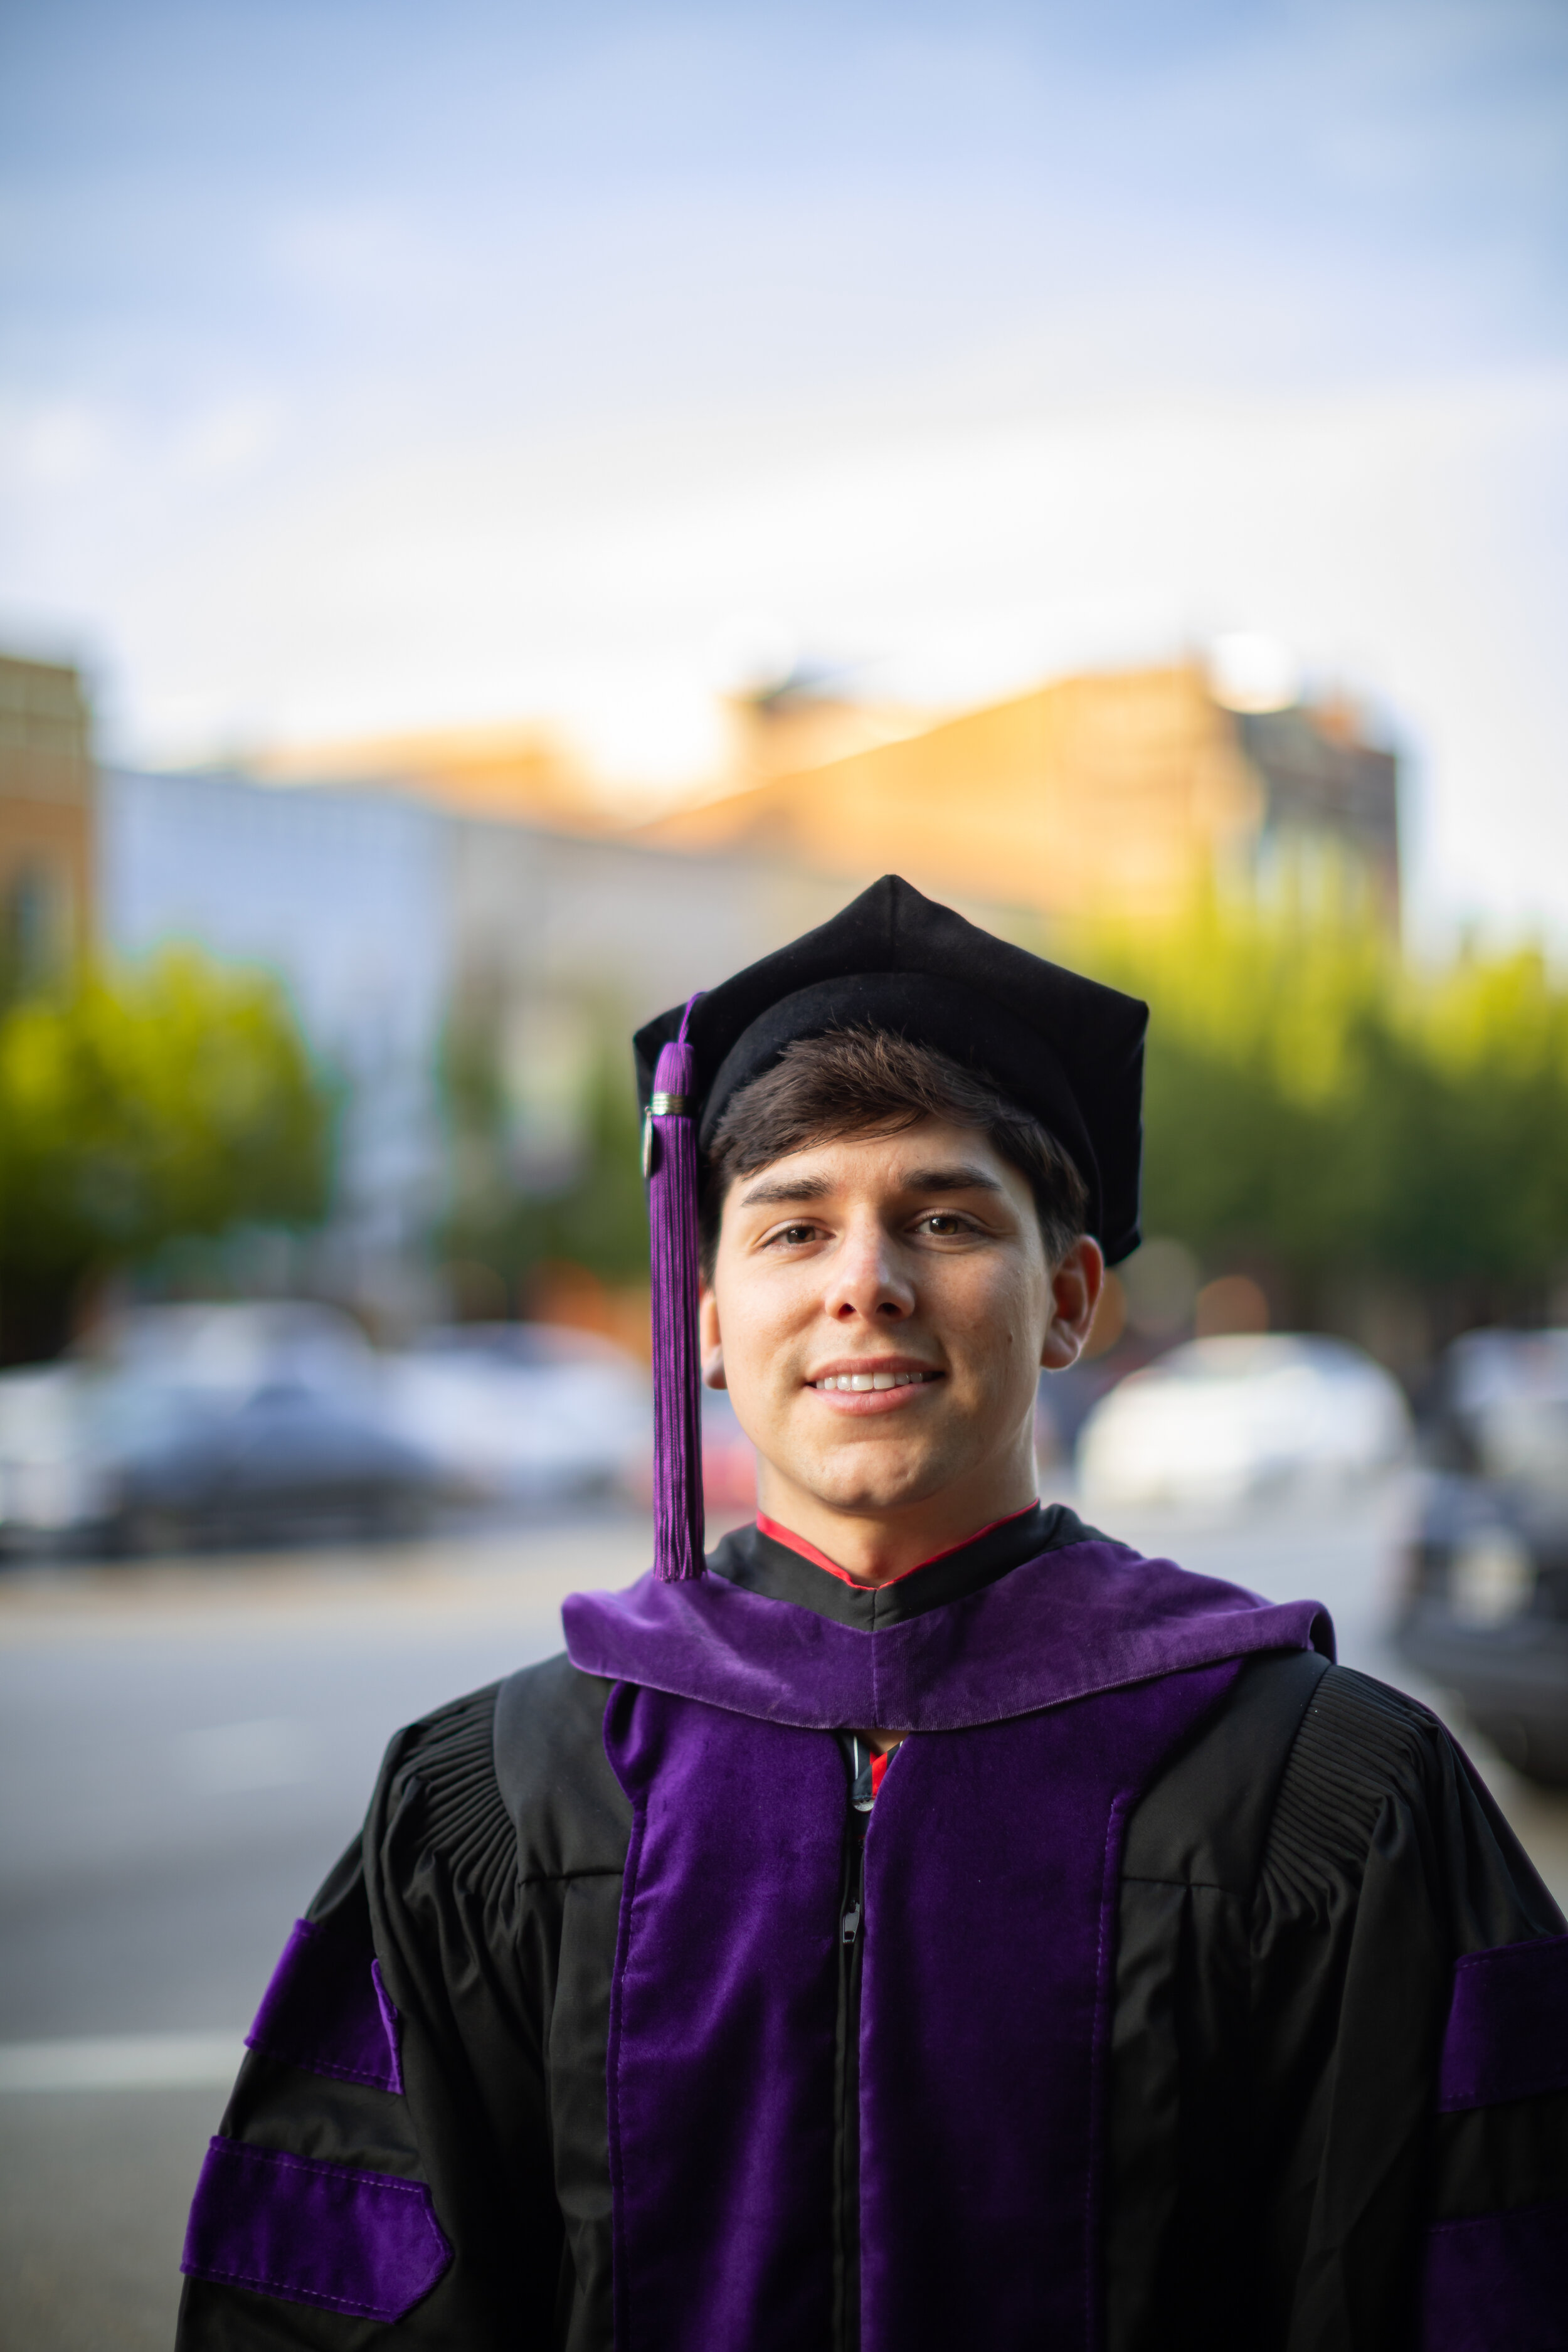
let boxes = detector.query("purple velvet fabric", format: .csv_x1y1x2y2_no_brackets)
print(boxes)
603,1663,1242,2352
1421,2201,1568,2350
858,1665,1241,2352
245,1917,403,2092
1438,1933,1568,2112
181,2136,451,2321
605,1688,845,2349
566,1535,1331,1731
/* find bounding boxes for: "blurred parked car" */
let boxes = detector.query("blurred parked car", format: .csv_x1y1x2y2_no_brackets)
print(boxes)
385,1322,651,1506
1398,1329,1568,1785
1076,1333,1411,1512
698,1387,759,1515
0,1301,440,1555
617,1382,758,1518
0,1363,95,1544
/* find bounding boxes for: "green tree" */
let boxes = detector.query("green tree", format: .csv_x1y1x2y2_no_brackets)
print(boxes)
1357,947,1568,1288
1074,901,1568,1324
438,995,647,1299
0,951,332,1362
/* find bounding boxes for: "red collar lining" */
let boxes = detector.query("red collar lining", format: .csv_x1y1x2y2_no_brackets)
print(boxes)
755,1503,1039,1591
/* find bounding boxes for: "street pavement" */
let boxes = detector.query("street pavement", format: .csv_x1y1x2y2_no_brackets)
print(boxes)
2,1490,1565,2351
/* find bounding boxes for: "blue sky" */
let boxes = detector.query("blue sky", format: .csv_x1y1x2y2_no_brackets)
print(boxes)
3,0,1565,935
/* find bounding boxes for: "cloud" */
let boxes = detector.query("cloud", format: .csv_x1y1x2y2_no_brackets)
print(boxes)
0,400,115,489
180,396,285,480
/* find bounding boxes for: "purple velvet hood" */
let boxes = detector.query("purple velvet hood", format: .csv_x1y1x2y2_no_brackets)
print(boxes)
563,1533,1333,1729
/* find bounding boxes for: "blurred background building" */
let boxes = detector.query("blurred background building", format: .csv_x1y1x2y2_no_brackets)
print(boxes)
24,623,1560,1391
644,660,1401,931
55,646,1404,1335
0,654,96,988
8,628,1562,1409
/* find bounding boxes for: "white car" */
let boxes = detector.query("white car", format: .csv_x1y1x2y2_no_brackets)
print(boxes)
1076,1333,1411,1512
1441,1327,1568,1498
0,1362,113,1540
385,1323,652,1505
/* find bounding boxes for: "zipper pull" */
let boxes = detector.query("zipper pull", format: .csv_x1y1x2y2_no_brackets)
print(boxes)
849,1736,876,1813
840,1902,862,1947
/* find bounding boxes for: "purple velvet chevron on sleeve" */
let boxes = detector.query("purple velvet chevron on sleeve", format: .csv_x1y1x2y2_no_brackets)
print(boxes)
245,1917,403,2092
1438,1934,1568,2112
181,2136,452,2321
1421,2201,1568,2351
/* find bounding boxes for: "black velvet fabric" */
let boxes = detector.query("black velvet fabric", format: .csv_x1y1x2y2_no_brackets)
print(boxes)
631,874,1148,1263
176,1531,1564,2352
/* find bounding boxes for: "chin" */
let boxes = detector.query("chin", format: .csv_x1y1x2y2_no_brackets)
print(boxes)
802,1447,955,1516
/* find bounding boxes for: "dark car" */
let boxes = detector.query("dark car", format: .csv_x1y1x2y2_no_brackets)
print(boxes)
0,1302,443,1556
1397,1328,1568,1784
107,1372,438,1552
107,1301,444,1550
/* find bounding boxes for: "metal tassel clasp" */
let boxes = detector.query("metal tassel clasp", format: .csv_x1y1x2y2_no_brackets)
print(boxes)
642,1091,695,1179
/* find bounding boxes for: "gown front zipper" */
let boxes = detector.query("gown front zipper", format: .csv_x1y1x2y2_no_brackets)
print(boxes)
832,1735,882,2352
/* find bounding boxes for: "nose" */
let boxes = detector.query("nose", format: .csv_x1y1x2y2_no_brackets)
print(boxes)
824,1212,915,1325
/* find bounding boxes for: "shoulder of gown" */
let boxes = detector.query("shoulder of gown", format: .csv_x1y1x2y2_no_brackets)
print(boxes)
1108,1650,1568,2352
174,1666,618,2350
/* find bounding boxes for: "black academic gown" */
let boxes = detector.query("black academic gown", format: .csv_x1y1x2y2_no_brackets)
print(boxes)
175,1507,1567,2351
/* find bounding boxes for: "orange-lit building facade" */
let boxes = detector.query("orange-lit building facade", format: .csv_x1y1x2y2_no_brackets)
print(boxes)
642,663,1400,931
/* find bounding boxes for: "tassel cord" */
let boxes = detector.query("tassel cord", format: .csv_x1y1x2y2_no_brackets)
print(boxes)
647,996,705,1580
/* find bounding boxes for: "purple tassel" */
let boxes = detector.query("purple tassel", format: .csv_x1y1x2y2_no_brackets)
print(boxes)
647,996,705,1581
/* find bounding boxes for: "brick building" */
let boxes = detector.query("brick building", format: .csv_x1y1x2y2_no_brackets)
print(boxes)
0,654,95,983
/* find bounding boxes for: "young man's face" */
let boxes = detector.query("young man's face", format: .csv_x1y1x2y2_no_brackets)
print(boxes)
699,1116,1103,1547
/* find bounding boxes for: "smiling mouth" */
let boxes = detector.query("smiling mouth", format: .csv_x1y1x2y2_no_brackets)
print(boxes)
810,1369,941,1392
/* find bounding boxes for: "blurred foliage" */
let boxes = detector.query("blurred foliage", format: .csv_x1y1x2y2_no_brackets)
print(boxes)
437,911,1568,1343
0,951,332,1361
1078,901,1568,1306
440,995,647,1296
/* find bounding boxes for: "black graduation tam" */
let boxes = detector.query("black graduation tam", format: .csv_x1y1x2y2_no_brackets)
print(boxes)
633,876,1148,1582
635,872,1147,1261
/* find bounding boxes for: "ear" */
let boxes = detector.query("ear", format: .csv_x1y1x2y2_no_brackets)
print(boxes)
1040,1237,1105,1372
698,1281,728,1391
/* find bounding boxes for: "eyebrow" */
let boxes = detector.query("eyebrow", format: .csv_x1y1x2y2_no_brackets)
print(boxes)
901,1163,1005,1197
736,1162,1005,1209
738,1173,835,1207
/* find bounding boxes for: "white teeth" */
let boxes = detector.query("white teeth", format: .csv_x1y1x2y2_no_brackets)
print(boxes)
871,1373,896,1391
815,1370,933,1391
849,1373,874,1391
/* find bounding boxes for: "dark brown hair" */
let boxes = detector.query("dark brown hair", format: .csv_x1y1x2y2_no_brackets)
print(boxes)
700,1025,1088,1274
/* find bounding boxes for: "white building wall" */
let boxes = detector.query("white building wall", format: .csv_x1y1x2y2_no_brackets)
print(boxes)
445,819,849,1031
98,768,450,1289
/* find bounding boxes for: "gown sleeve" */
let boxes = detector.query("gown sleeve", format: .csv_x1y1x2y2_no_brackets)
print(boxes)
1247,1665,1568,2352
175,1682,559,2349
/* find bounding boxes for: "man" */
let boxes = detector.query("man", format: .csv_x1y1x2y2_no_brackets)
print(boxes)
178,876,1567,2351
